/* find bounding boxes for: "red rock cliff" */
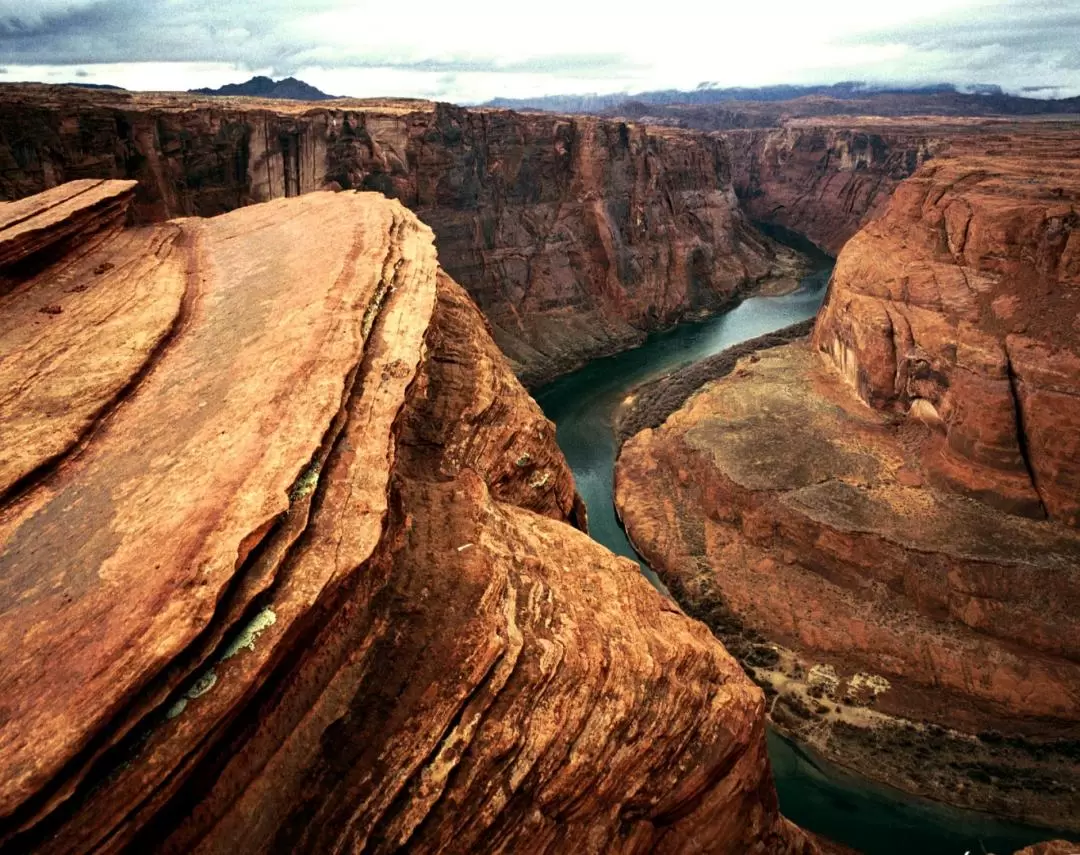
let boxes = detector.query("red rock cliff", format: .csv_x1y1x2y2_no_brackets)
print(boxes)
0,182,825,854
723,118,951,253
0,85,802,385
813,128,1080,524
615,125,1080,830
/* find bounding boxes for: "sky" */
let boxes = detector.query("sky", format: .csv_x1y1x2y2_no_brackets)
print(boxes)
1,0,1079,103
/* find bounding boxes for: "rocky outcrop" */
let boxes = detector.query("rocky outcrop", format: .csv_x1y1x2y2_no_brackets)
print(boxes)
614,132,1080,831
0,179,175,494
0,84,803,385
813,129,1080,524
723,119,949,254
0,182,824,853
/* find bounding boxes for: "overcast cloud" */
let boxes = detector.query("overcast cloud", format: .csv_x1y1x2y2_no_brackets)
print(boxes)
1,0,1078,102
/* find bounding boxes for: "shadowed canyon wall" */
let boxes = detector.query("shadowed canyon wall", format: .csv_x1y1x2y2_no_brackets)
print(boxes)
0,85,802,385
723,119,949,254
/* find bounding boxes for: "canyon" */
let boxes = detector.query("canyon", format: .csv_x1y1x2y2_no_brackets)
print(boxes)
0,180,835,853
723,118,947,254
721,116,1079,257
0,85,802,385
1,79,1078,854
615,126,1080,832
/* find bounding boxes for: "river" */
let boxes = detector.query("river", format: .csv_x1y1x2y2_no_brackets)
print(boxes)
533,269,1068,855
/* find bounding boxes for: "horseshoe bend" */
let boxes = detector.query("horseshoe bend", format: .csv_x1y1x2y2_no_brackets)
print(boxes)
0,82,1079,855
616,127,1080,834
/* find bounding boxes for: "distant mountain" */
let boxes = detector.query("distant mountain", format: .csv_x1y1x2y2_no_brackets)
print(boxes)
480,81,1078,115
191,76,337,101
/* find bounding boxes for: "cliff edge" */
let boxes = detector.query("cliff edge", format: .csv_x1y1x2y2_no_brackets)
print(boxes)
0,181,823,854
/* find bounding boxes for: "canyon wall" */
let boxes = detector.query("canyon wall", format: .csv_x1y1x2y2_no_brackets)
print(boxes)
813,127,1080,524
615,127,1080,830
0,182,826,853
0,85,802,384
723,119,950,253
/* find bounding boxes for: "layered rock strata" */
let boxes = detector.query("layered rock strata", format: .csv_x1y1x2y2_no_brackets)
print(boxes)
723,119,949,254
0,182,823,854
615,134,1080,830
813,130,1080,524
724,117,1080,258
0,85,803,384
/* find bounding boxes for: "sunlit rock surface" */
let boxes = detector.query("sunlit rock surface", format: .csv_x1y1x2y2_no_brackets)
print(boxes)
0,183,826,854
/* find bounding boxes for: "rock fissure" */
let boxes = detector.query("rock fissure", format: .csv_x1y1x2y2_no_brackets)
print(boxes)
1005,349,1048,518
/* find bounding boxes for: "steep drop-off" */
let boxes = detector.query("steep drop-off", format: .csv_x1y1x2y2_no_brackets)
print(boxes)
814,128,1080,524
723,118,950,254
0,85,803,384
0,181,828,854
615,128,1080,830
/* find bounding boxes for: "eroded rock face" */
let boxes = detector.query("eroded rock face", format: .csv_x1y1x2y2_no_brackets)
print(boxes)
723,119,946,254
0,183,821,854
813,130,1080,524
0,85,803,385
615,132,1080,831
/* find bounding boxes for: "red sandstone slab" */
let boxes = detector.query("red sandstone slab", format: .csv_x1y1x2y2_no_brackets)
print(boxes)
25,198,441,853
0,223,187,496
0,191,403,818
0,179,137,270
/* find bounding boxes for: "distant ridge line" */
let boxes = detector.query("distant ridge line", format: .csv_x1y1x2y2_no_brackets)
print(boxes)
482,81,1080,116
190,75,338,101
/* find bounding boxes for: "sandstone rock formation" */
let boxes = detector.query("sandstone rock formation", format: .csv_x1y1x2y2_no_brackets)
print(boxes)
0,182,824,853
813,128,1080,524
0,85,803,385
723,118,947,254
615,130,1080,831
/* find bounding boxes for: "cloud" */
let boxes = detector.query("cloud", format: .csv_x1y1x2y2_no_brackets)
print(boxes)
828,0,1080,89
0,0,324,72
0,0,102,30
0,0,1076,102
0,0,642,79
845,0,1080,52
